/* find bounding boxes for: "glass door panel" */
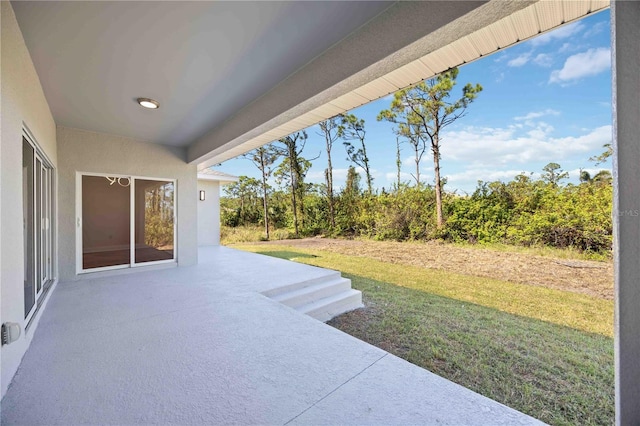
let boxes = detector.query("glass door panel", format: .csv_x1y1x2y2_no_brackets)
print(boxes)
23,139,35,317
82,175,131,269
36,158,42,293
42,168,51,283
134,179,174,264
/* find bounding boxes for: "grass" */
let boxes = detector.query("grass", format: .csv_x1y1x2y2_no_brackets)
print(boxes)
233,243,614,426
238,244,613,337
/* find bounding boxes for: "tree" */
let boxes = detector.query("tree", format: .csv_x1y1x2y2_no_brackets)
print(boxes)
395,136,403,191
242,144,280,239
274,132,315,236
336,166,362,235
593,170,612,184
317,117,340,229
580,168,612,185
579,169,592,183
338,114,373,194
541,162,569,187
589,143,613,166
379,113,427,187
344,165,361,198
223,176,262,226
378,67,482,227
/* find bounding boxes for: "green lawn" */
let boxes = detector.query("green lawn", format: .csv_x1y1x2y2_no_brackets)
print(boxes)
234,243,614,426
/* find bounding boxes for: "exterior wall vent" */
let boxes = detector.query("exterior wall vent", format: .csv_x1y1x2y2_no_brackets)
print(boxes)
1,323,21,346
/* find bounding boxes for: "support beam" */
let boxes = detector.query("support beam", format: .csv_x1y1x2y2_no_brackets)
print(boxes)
612,1,640,424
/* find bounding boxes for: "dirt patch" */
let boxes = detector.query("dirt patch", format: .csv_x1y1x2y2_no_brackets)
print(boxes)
259,238,614,300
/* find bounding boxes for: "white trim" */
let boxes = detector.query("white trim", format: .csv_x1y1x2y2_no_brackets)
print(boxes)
75,172,82,274
77,264,129,275
131,176,177,267
130,176,136,268
197,173,238,183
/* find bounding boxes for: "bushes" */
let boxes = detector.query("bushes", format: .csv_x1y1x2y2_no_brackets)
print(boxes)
370,187,438,240
444,179,612,254
444,182,513,243
220,175,613,255
507,182,612,253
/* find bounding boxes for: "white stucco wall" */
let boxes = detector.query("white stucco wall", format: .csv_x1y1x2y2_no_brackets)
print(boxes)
1,1,58,398
612,1,640,424
197,180,221,246
56,127,198,281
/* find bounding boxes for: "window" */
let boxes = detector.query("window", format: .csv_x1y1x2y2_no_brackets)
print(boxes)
23,136,54,321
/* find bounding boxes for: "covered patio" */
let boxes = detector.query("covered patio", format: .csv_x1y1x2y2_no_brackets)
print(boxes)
3,0,639,423
1,247,540,425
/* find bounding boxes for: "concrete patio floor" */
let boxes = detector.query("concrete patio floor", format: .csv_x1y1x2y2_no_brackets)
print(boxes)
1,246,543,425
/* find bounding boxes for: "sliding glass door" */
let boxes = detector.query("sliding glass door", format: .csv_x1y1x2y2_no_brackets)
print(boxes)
79,174,176,272
23,136,54,321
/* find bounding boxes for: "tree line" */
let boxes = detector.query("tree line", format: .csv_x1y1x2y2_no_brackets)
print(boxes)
221,67,612,255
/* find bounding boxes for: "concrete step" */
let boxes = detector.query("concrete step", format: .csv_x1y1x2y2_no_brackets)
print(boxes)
261,270,342,298
272,277,352,309
298,289,363,322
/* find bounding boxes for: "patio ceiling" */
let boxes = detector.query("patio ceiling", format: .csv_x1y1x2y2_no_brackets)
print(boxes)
11,1,609,170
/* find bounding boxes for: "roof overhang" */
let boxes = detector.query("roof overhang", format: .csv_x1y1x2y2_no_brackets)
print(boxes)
9,1,610,172
191,0,610,170
197,171,239,184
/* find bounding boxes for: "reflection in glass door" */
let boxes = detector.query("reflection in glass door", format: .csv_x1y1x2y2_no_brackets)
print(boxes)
82,176,131,269
23,140,35,316
134,179,175,264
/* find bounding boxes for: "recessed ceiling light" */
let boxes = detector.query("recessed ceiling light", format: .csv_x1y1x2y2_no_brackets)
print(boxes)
137,98,160,109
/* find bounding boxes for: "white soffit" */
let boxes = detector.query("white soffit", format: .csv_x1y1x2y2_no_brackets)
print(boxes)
200,0,610,169
198,169,239,183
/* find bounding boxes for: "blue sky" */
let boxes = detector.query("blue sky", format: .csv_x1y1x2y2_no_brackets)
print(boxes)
216,10,612,195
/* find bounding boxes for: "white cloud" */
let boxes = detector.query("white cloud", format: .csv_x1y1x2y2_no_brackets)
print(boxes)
402,153,435,167
402,155,417,167
583,21,607,38
446,169,531,185
385,171,413,183
526,122,554,139
559,43,573,53
305,170,327,181
533,53,553,67
441,124,611,166
567,167,611,180
507,53,531,67
514,109,560,121
307,167,367,182
503,50,557,69
494,53,509,63
307,166,381,190
531,21,584,46
549,47,611,84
